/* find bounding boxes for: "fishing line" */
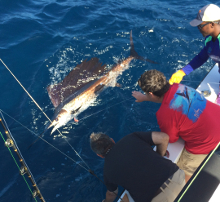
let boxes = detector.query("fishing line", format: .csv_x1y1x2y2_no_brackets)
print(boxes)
0,110,126,202
0,59,52,125
1,58,133,196
77,77,219,122
0,109,89,172
0,58,90,170
56,127,91,169
78,97,134,122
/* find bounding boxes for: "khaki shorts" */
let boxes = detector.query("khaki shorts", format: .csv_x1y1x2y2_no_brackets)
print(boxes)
177,148,207,176
151,169,185,202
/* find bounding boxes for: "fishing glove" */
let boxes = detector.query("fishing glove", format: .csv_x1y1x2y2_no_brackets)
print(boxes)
169,70,186,85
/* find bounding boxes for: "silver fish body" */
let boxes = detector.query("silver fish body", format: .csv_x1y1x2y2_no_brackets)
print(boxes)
47,31,156,134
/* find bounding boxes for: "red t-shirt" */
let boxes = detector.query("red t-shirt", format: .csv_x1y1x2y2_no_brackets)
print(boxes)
156,83,220,154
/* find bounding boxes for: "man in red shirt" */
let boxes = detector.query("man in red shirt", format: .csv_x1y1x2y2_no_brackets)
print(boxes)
132,69,220,182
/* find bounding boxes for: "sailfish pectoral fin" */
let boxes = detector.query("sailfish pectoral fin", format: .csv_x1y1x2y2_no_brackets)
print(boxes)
93,83,106,95
70,107,81,122
71,106,81,114
129,30,158,64
74,117,79,122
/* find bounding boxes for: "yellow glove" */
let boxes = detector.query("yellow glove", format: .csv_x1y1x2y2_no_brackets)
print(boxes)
169,70,186,85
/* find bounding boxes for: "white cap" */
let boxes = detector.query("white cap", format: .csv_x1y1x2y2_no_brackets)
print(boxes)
190,4,220,27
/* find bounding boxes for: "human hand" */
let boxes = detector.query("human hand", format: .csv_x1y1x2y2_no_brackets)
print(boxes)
169,70,186,85
132,91,148,102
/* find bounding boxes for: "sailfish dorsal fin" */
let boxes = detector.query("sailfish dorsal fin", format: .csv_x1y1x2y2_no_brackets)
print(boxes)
47,57,106,108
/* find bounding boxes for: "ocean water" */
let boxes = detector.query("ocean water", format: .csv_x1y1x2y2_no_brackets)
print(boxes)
0,0,218,201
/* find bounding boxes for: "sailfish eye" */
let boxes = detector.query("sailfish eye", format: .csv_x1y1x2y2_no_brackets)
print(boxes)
55,117,58,122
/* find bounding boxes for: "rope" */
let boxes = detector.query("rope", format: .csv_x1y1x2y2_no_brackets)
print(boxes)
177,142,220,202
0,131,38,202
0,59,90,170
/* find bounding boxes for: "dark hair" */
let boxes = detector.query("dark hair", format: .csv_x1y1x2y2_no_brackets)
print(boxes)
138,69,170,97
90,132,114,157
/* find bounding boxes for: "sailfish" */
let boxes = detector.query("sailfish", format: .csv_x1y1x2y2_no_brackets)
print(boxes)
47,31,156,134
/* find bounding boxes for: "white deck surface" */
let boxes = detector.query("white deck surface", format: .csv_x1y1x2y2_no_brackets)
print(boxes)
197,63,219,104
118,64,220,202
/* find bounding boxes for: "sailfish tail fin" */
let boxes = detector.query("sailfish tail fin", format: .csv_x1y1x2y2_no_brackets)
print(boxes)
129,30,158,64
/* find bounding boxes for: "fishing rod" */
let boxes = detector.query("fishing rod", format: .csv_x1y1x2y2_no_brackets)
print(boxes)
0,58,129,201
0,58,92,172
0,117,45,202
0,109,126,202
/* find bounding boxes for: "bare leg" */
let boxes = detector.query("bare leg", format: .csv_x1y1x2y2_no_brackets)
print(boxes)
185,174,191,183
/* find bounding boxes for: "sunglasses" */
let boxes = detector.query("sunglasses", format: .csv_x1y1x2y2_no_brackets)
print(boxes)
197,22,211,30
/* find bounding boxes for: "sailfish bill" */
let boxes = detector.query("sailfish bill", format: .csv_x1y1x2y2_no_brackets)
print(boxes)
46,30,157,134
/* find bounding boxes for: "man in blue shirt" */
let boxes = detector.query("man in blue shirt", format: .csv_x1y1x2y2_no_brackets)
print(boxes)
169,4,220,104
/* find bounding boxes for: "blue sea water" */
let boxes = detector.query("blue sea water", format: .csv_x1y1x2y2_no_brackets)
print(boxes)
0,0,218,201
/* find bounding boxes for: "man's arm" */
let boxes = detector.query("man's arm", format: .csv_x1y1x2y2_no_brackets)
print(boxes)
102,188,118,202
170,46,209,84
151,131,169,156
182,46,209,74
132,91,148,102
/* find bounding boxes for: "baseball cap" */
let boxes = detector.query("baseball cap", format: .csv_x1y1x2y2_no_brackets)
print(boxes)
190,4,220,27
